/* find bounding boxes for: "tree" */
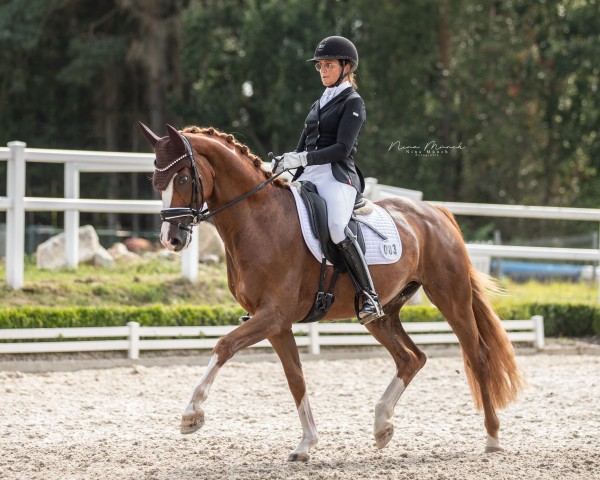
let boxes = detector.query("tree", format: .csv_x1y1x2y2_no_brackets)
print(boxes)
1,0,598,242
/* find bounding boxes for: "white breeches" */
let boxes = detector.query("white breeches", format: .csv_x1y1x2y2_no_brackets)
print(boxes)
297,164,357,244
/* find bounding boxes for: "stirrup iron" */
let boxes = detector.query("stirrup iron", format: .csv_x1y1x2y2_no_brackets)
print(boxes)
355,291,384,325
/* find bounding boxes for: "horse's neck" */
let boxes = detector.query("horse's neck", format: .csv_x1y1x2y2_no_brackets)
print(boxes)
200,138,293,257
211,185,292,257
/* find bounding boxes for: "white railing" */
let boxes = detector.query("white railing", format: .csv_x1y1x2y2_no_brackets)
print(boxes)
370,184,600,263
0,316,544,359
2,143,600,290
0,142,199,288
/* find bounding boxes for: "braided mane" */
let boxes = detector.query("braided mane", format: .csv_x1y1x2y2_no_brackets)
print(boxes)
182,126,286,188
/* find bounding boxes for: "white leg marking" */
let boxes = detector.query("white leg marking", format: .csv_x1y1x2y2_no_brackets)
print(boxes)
160,178,175,250
374,376,405,449
186,354,220,412
181,354,221,434
289,395,319,462
486,434,503,452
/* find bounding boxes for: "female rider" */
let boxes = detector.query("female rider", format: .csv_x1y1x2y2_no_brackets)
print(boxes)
273,35,383,324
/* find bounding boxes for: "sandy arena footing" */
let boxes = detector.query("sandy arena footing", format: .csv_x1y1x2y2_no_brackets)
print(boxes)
0,351,599,480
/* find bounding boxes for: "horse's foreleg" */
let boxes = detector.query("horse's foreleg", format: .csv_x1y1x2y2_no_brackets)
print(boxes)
180,354,219,434
269,329,318,462
366,314,426,449
180,311,285,434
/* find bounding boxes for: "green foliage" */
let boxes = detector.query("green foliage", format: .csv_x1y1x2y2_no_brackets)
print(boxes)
1,258,599,337
400,306,445,323
0,305,245,329
0,259,236,308
497,302,599,337
1,302,596,337
1,0,599,240
495,278,600,305
527,303,600,337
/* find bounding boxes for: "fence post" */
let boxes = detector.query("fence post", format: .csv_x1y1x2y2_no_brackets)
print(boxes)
128,321,140,360
363,176,379,201
6,141,26,289
309,323,320,355
532,315,545,349
64,163,80,269
181,224,199,282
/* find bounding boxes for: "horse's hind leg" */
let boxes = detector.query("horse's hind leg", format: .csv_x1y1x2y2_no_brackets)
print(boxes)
423,280,502,452
268,329,318,462
366,305,426,449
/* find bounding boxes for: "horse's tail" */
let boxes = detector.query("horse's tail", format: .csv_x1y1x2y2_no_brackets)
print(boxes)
467,265,525,410
435,206,525,410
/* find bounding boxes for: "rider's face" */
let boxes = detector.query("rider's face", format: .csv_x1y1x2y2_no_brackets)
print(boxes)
316,60,349,87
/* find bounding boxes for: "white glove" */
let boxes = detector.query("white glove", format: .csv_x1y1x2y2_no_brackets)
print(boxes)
273,151,308,174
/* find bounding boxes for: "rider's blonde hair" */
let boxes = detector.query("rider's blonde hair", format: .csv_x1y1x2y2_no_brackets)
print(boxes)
348,72,357,89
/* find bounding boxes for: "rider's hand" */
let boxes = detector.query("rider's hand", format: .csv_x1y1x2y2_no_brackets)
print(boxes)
270,153,284,173
273,151,308,174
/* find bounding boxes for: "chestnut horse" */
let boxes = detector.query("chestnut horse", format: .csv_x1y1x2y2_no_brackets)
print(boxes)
139,123,524,462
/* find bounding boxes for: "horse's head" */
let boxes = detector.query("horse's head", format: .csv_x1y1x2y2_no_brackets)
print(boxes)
139,122,214,252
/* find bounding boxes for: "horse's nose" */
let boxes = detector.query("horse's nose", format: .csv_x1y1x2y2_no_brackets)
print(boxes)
170,237,181,249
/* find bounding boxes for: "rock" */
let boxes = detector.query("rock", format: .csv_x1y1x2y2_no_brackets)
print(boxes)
198,222,225,262
124,237,156,254
35,225,114,270
93,249,115,268
150,250,180,262
108,243,142,264
200,254,220,265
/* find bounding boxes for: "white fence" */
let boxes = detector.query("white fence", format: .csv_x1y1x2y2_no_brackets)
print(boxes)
0,142,199,288
2,142,600,290
0,316,545,359
372,184,600,263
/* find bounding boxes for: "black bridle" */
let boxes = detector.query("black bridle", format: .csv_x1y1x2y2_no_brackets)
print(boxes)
158,137,286,233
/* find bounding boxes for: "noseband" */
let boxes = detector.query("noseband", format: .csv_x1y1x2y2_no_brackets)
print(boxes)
157,135,286,234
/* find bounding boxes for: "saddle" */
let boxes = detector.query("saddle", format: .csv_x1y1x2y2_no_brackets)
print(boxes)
297,181,366,323
298,181,366,269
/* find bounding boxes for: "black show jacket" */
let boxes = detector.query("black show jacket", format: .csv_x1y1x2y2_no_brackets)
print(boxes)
293,87,366,193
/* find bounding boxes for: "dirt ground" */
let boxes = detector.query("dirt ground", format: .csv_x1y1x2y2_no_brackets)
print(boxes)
1,352,599,480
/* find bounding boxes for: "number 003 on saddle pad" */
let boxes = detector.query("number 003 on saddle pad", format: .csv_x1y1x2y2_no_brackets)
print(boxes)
290,187,402,265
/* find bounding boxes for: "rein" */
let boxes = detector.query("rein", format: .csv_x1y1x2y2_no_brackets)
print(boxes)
159,138,286,231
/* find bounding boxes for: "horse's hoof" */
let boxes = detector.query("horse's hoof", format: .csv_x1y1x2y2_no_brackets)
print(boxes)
485,445,504,453
375,425,394,449
485,435,504,453
288,452,310,462
180,411,205,434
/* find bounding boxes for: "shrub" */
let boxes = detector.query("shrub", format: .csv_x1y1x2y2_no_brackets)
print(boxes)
0,305,246,329
526,303,600,337
0,302,598,337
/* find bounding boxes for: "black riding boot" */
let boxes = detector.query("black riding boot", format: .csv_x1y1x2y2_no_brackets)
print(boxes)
337,233,384,325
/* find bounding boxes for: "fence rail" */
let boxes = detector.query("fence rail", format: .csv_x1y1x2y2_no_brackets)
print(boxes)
0,143,199,288
0,316,544,359
2,143,600,292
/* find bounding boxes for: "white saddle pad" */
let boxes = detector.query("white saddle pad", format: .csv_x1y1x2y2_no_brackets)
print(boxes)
290,187,402,265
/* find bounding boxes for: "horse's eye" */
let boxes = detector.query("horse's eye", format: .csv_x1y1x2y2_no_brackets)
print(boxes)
178,175,189,185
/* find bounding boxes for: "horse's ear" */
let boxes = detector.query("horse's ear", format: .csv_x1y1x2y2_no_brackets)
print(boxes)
138,122,161,147
166,124,186,151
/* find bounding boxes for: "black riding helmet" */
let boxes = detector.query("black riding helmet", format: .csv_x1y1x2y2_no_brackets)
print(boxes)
307,36,358,87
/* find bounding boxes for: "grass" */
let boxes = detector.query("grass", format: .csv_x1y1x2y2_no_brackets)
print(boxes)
0,256,598,308
495,278,599,305
0,256,237,308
